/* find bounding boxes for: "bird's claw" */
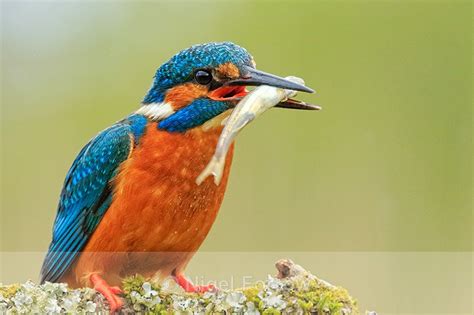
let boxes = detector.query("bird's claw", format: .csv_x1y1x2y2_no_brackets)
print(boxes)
174,273,218,293
90,274,124,313
194,283,217,293
109,286,123,295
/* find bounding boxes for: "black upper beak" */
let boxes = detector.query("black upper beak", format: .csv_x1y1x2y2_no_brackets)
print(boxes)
225,65,315,93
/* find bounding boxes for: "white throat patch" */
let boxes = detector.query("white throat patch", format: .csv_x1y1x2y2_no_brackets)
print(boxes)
135,102,175,121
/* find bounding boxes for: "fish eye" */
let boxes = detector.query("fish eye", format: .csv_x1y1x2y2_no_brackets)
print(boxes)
194,70,213,85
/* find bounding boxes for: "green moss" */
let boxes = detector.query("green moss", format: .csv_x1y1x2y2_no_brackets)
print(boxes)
120,274,358,314
294,278,358,314
297,298,314,312
262,307,281,315
0,262,359,314
122,274,148,294
0,283,20,299
242,286,262,307
122,275,172,314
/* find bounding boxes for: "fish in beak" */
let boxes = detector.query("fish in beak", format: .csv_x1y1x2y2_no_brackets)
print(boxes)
198,75,318,186
209,65,320,110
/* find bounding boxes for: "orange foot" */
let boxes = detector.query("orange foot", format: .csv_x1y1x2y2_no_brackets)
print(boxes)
90,274,124,313
174,273,217,293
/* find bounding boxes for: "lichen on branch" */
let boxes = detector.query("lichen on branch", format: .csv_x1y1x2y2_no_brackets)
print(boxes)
0,259,358,314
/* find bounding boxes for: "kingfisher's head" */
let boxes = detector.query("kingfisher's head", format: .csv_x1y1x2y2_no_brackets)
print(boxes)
139,42,315,132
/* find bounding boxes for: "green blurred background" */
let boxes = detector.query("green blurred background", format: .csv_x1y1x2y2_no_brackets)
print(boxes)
1,0,472,313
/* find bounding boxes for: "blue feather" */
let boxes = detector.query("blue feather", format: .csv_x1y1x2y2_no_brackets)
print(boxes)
40,114,147,283
158,99,230,132
143,42,253,104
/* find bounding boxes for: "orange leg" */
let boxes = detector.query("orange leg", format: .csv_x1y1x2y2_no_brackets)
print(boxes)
90,274,124,313
173,273,216,293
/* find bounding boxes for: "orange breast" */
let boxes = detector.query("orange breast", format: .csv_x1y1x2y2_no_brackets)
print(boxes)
63,122,234,286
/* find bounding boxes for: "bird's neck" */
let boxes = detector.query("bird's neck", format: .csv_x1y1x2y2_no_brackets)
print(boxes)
135,100,231,133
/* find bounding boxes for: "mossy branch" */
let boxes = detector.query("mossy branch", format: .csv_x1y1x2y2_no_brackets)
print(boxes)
0,259,359,314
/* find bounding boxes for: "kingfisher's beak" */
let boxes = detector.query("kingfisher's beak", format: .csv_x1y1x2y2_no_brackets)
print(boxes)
226,66,315,93
220,65,320,110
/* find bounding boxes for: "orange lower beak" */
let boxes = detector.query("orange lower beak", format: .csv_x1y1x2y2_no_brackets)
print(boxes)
208,85,248,101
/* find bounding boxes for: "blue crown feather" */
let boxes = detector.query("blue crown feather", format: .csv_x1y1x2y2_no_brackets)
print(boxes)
143,42,253,104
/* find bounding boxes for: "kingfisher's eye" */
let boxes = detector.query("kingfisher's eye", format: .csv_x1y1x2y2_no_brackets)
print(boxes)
194,70,213,85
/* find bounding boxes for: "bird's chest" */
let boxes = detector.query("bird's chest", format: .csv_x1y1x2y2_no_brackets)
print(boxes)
107,123,234,252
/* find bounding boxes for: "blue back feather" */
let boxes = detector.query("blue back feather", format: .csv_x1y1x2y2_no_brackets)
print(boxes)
40,114,147,283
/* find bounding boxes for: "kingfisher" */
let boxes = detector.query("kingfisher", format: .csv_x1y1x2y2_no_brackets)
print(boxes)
40,42,316,312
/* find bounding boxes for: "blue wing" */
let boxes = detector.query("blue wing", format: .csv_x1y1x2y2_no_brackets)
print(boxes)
40,120,136,283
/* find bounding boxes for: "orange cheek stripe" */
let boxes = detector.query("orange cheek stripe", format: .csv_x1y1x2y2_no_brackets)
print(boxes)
164,83,208,110
216,63,240,79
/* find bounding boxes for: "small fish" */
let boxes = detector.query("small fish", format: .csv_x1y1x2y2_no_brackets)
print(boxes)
197,76,317,185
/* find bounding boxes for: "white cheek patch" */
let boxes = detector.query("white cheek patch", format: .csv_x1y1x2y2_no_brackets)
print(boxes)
136,102,175,121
